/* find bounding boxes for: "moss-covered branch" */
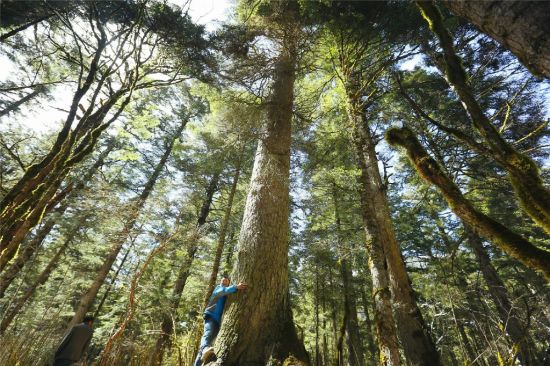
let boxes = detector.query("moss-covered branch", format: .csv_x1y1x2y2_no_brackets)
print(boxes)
386,126,550,281
416,1,550,234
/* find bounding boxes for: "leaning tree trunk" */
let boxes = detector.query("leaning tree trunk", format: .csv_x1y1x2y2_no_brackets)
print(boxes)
438,0,550,80
150,172,220,366
417,1,550,235
345,85,439,365
68,121,186,328
333,186,366,366
0,141,113,293
212,26,308,366
385,126,550,281
465,227,538,364
0,225,76,334
0,27,110,266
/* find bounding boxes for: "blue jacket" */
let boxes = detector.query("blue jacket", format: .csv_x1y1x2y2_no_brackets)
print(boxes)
204,284,237,324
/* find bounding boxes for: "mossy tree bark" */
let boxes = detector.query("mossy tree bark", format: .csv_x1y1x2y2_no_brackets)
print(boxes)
438,0,550,80
417,1,550,235
0,141,114,296
386,126,550,281
0,22,137,270
347,101,439,366
212,17,308,366
68,120,187,328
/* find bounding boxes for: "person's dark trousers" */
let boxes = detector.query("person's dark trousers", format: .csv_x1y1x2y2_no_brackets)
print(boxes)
53,359,76,366
194,316,220,366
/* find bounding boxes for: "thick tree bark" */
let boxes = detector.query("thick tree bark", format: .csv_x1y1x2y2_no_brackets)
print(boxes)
417,1,550,235
386,126,550,280
438,0,550,80
346,93,439,365
212,19,308,365
68,121,186,328
332,187,366,366
150,172,220,365
465,227,538,365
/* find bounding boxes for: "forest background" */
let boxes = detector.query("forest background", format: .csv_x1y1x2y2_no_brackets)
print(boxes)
1,1,549,366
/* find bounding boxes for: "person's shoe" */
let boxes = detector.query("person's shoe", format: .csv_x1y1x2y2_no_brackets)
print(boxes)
201,346,216,363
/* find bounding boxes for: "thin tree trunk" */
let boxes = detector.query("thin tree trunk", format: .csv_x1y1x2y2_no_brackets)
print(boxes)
204,158,242,303
0,230,73,334
0,14,54,42
386,126,550,280
68,121,186,328
346,95,437,365
465,227,537,364
213,10,308,364
150,172,220,366
315,262,321,366
417,1,550,234
0,88,43,118
332,186,366,366
439,0,550,79
360,285,378,365
93,244,132,318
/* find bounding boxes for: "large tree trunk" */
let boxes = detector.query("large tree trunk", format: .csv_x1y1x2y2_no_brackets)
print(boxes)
385,126,550,280
439,0,550,80
346,93,439,365
150,172,220,366
465,227,538,365
332,186,366,366
68,122,186,328
417,1,550,235
212,22,308,366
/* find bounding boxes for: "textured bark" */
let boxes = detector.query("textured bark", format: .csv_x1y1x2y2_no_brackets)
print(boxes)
0,142,113,293
68,122,185,328
333,187,366,366
0,27,109,264
417,1,550,235
0,230,73,334
213,16,308,365
439,0,550,79
150,172,220,366
346,93,438,365
465,227,537,365
386,126,550,280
